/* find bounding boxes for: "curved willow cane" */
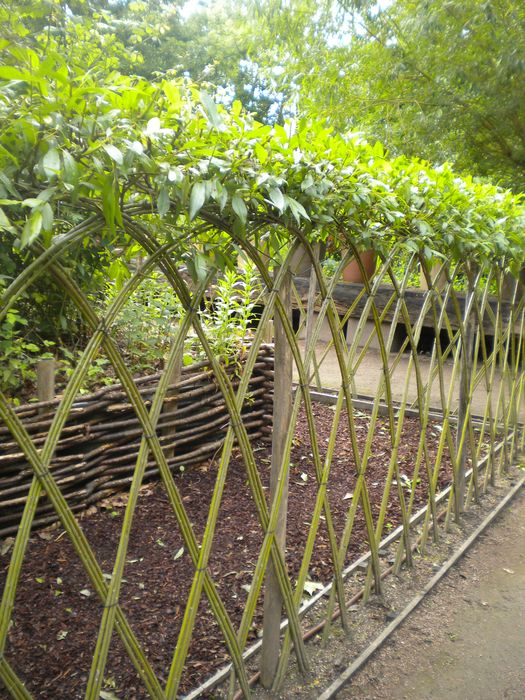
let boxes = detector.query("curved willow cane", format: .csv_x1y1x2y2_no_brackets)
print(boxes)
0,246,177,698
123,218,310,688
85,265,219,699
44,246,255,699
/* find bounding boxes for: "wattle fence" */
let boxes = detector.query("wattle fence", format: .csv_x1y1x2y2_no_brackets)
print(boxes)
1,228,524,699
0,350,274,538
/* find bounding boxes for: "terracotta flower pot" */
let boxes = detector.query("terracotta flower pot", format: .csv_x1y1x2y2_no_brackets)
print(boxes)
342,249,377,283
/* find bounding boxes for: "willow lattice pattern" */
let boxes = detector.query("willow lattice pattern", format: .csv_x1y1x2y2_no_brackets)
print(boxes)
1,232,524,699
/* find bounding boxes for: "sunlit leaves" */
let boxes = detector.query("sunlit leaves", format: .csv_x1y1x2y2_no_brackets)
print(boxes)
254,142,269,164
0,12,523,271
189,182,206,221
103,144,124,166
200,91,223,130
232,194,248,225
42,148,61,180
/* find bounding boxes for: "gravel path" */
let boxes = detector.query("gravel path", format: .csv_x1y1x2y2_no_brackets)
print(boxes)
337,486,525,699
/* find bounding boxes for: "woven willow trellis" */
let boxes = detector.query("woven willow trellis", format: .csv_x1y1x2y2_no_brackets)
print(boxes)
1,215,524,699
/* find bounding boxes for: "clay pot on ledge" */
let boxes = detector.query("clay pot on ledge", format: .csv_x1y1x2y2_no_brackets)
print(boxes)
342,249,377,284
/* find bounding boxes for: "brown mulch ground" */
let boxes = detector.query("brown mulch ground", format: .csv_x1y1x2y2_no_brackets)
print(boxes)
0,403,457,699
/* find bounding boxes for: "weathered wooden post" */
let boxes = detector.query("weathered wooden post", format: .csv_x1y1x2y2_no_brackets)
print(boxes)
501,268,525,463
455,265,476,517
37,358,55,413
263,319,274,344
260,267,292,688
304,243,321,387
162,332,184,460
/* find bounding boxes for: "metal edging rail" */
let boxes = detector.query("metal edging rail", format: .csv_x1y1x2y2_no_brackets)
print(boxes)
183,389,516,699
318,473,525,700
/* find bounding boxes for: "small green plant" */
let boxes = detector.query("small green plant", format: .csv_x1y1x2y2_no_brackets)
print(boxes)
200,263,263,364
321,255,340,277
87,264,264,382
399,474,421,493
0,289,56,395
102,272,176,372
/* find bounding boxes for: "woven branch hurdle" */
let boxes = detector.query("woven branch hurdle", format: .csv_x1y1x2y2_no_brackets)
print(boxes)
1,223,525,700
0,350,274,538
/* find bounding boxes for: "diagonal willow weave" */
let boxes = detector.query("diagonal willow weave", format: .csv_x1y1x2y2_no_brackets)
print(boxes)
1,221,524,700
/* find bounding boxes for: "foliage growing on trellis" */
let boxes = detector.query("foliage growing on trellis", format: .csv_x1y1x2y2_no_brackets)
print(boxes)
1,34,525,273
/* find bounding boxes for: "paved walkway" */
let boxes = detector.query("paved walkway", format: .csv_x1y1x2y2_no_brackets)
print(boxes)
336,487,525,699
297,342,515,418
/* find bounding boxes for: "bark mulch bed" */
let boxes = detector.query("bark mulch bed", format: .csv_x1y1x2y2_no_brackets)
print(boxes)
0,403,460,699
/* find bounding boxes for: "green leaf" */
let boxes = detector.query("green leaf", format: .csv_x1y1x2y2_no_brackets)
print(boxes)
102,173,119,235
0,66,29,80
286,196,310,223
100,690,122,700
107,260,130,288
62,150,78,187
36,188,55,203
103,144,124,166
255,142,268,164
0,207,14,232
168,167,183,183
187,251,208,284
144,117,161,136
232,194,248,224
22,198,42,208
269,187,285,211
20,210,43,248
301,174,314,191
42,148,61,179
189,182,206,221
41,203,53,231
200,91,222,129
213,180,228,211
157,186,170,217
415,219,433,237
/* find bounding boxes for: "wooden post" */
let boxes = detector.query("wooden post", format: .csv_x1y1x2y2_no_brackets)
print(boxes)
260,269,292,689
162,336,184,460
420,261,447,291
263,319,274,344
456,268,476,517
304,243,322,388
37,358,55,413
